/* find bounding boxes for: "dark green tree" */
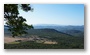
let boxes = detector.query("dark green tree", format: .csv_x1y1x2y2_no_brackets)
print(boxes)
4,4,33,37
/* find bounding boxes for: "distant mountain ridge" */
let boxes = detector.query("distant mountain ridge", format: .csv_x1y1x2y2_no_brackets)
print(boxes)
4,24,84,37
33,24,84,26
33,24,84,31
33,24,84,37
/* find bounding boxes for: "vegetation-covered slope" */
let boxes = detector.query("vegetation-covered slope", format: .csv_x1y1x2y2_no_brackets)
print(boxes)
4,28,84,49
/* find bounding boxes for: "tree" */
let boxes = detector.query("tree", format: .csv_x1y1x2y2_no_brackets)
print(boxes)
4,4,33,37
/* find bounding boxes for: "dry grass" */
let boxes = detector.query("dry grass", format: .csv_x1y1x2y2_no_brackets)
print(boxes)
4,35,58,44
44,41,58,44
4,37,29,43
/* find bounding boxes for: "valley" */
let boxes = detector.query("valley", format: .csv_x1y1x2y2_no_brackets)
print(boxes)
4,25,84,49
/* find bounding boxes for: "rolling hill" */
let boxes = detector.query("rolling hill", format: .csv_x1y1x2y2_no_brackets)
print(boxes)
4,28,84,49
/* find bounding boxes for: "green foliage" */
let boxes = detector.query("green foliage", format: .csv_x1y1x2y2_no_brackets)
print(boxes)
4,4,33,37
4,29,84,49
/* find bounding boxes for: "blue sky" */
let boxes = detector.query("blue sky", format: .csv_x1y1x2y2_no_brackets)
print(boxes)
19,4,84,25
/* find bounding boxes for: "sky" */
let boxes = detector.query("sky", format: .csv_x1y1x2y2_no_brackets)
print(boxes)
19,4,84,25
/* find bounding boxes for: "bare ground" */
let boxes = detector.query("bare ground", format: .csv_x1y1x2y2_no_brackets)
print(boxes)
4,37,29,43
4,35,58,44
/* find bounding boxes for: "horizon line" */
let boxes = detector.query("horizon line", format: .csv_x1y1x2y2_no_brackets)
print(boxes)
4,24,84,26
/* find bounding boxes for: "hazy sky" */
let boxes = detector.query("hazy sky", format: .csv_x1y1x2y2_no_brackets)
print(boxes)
19,4,84,25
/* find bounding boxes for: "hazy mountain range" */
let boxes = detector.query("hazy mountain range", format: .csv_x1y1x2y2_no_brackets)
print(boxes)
4,24,84,37
33,24,84,31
